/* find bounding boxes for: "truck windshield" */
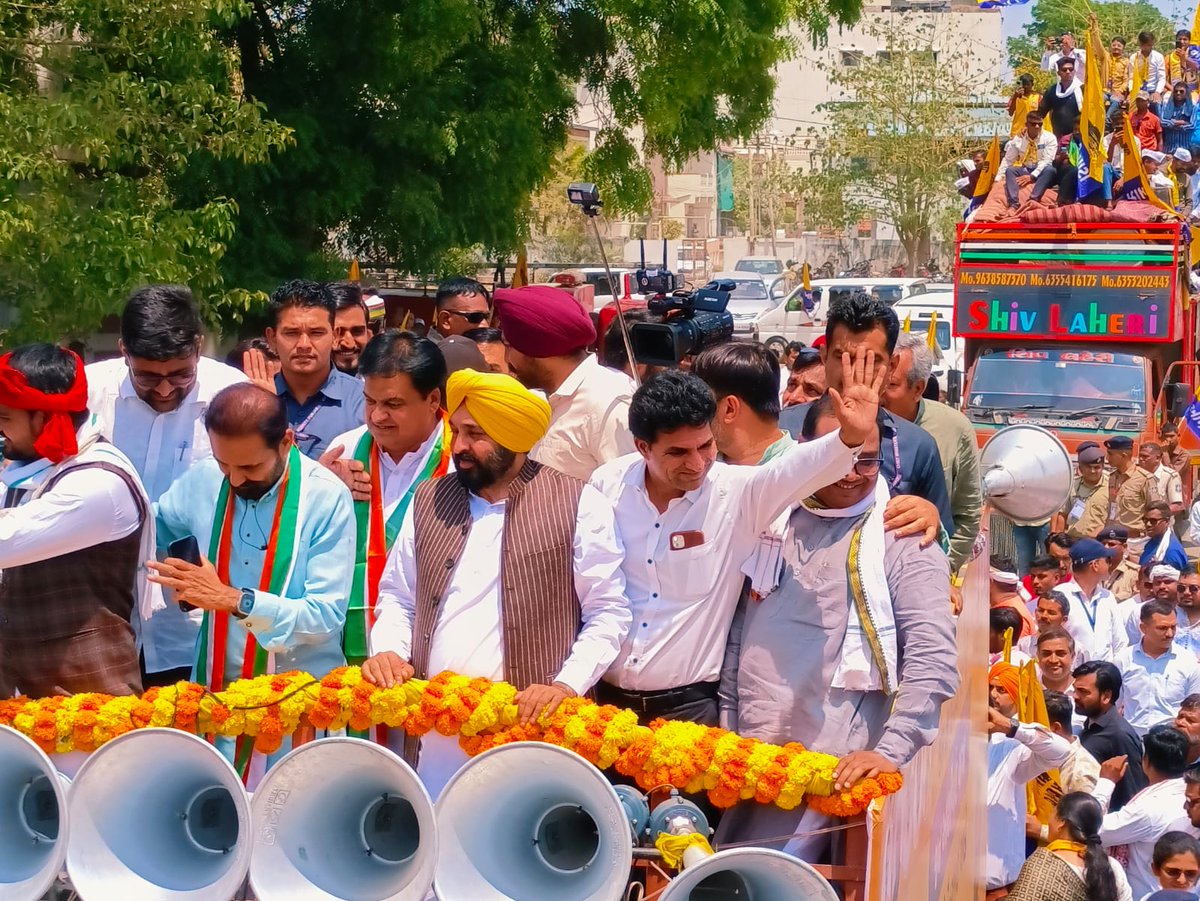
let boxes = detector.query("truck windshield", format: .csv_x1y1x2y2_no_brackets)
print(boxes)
968,350,1146,414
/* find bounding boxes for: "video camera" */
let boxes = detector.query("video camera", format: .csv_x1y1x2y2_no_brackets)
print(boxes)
630,281,734,367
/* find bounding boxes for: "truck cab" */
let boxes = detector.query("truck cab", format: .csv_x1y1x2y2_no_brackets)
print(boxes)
953,221,1193,454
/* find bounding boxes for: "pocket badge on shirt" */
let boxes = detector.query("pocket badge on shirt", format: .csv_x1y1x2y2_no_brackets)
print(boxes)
669,530,704,550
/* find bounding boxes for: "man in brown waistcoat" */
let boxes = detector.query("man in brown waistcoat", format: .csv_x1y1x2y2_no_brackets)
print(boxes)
362,368,631,798
0,344,159,697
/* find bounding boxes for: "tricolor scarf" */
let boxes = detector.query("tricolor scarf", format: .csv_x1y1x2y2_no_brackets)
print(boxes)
195,444,304,782
342,418,452,661
804,479,898,694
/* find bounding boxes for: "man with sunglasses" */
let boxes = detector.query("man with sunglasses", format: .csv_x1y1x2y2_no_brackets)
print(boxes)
1174,566,1200,658
715,392,958,858
87,284,246,685
428,276,491,343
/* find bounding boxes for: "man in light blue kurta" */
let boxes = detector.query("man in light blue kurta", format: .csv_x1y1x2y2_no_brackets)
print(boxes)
148,383,354,781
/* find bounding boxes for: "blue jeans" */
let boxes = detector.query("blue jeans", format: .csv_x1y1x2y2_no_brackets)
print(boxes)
1012,522,1050,576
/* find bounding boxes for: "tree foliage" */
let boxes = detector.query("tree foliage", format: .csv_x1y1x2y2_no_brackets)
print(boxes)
0,0,290,342
796,19,986,273
1006,0,1177,75
198,0,867,291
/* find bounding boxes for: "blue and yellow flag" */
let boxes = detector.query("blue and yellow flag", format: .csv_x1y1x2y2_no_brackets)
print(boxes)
1115,115,1176,214
1077,25,1106,200
965,134,1000,218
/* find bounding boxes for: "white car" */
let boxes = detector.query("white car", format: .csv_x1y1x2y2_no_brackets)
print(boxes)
892,291,963,391
711,271,776,337
751,278,932,355
734,256,785,277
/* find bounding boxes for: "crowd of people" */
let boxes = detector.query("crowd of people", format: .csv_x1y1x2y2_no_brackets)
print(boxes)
985,419,1200,898
2,273,1198,892
967,22,1200,214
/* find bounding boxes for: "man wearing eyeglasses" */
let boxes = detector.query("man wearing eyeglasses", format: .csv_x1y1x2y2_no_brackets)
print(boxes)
715,391,958,859
428,277,491,343
87,284,246,686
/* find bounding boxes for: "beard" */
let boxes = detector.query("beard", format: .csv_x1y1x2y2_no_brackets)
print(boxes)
1,437,36,463
231,455,287,501
454,445,517,494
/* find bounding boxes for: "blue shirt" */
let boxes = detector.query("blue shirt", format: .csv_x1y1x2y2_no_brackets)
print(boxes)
275,368,365,459
153,453,355,686
780,404,954,533
1139,531,1189,571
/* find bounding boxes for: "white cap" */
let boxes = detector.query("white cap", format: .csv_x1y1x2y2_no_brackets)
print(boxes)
1151,564,1181,580
990,568,1019,585
1142,149,1166,164
1175,147,1193,163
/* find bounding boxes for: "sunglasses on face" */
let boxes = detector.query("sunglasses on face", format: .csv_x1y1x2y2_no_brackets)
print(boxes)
1182,584,1200,593
445,309,490,325
1144,516,1166,524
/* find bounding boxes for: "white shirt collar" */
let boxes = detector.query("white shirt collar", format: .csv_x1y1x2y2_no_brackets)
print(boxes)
548,353,599,401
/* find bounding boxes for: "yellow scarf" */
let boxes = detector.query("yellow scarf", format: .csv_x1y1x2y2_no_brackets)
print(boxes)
1134,53,1153,94
1017,135,1040,167
1046,840,1087,854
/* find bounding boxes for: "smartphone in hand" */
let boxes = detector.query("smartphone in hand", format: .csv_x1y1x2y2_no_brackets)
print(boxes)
166,536,202,612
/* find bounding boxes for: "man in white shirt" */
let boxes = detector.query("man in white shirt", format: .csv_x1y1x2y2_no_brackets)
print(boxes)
1045,689,1099,793
0,344,158,697
1130,30,1169,108
997,112,1059,210
1094,725,1198,899
362,370,631,798
1176,566,1200,658
1042,31,1087,83
1116,599,1200,735
1057,538,1128,662
589,347,884,725
87,284,246,684
325,332,451,665
494,284,635,481
986,663,1073,892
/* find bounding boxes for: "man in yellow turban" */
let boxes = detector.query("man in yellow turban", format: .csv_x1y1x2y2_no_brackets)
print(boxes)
361,368,632,799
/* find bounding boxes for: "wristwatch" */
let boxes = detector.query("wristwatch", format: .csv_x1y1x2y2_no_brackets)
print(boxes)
1007,716,1020,739
233,588,256,620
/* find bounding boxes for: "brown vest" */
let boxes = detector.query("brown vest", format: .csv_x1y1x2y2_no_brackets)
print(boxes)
403,459,584,765
0,460,146,696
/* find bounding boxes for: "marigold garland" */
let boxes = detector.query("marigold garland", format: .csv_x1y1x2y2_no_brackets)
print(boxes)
0,668,901,816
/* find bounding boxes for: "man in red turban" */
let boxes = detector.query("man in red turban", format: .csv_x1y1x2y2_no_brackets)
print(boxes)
493,284,636,480
0,344,158,697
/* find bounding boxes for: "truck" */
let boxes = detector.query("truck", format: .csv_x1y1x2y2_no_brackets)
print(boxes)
952,220,1196,456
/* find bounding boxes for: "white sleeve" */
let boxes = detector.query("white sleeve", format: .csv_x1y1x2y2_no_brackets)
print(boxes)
739,431,856,535
554,484,633,695
1010,723,1072,783
0,467,141,568
368,504,418,659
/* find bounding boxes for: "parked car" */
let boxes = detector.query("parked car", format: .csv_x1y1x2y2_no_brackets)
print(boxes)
734,256,785,277
711,271,776,338
750,278,931,355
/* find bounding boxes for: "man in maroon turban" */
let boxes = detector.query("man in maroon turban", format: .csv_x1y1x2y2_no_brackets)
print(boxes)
493,285,636,480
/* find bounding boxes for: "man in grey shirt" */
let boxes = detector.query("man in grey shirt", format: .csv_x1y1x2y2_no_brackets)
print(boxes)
717,394,959,860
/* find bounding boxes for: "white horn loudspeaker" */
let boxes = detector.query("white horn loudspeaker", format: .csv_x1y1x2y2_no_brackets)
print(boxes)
65,727,251,901
434,742,632,901
659,847,840,901
979,423,1073,525
0,725,69,901
249,737,437,901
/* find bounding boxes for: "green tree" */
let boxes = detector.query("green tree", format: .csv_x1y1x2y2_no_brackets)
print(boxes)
0,0,290,343
196,0,866,291
1007,0,1177,76
796,19,985,274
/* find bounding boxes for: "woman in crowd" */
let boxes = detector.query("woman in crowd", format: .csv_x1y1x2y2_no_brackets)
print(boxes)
1149,832,1200,897
1007,793,1132,901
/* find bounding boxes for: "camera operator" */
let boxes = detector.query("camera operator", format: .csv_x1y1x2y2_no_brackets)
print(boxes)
589,347,907,726
779,292,953,534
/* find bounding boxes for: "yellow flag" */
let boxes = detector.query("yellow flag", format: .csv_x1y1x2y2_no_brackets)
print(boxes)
925,310,939,350
972,134,1000,201
1118,114,1175,214
902,312,911,333
1077,25,1106,200
801,261,811,292
1194,3,1200,42
1019,660,1063,824
347,258,361,282
511,248,529,289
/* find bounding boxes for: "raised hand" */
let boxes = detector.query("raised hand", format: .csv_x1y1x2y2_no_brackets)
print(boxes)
828,345,884,448
243,348,280,392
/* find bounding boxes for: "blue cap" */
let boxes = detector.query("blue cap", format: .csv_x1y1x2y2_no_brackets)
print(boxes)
1095,524,1129,542
1104,435,1134,450
1070,537,1117,566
